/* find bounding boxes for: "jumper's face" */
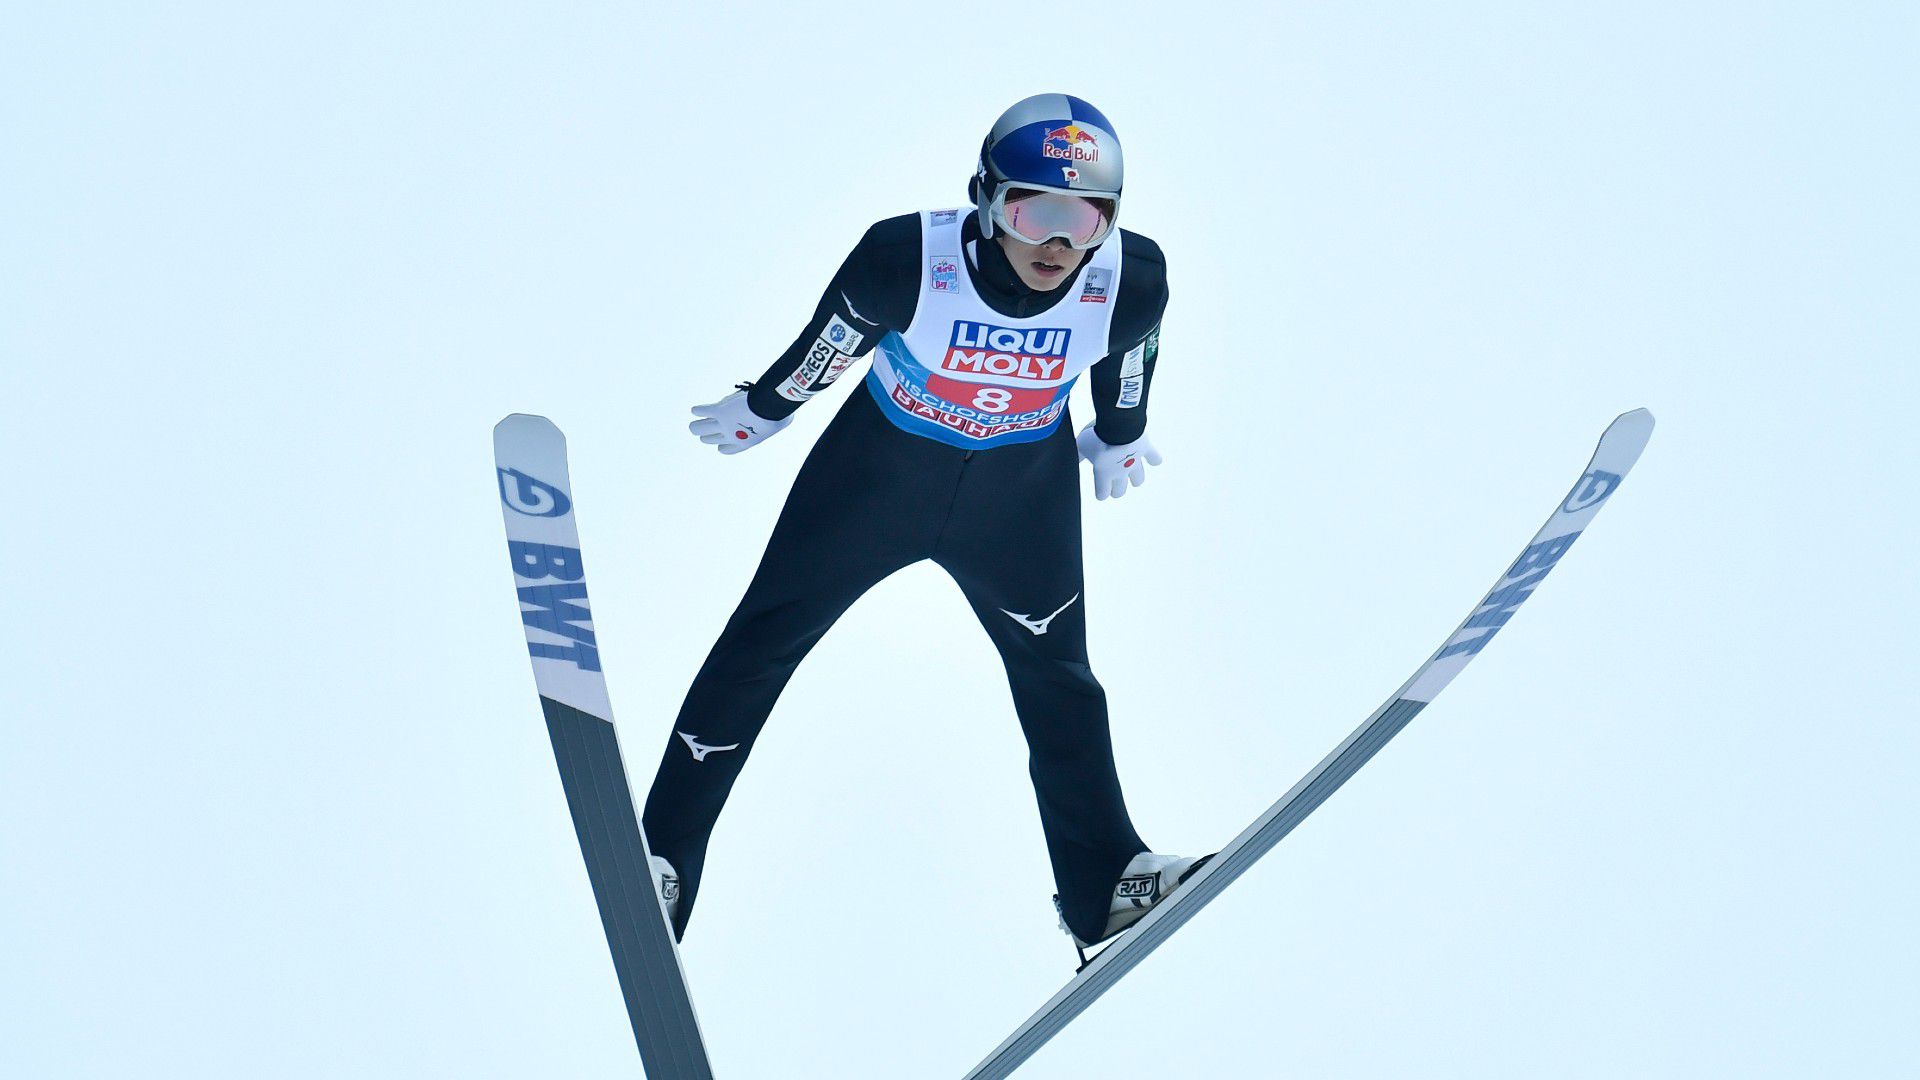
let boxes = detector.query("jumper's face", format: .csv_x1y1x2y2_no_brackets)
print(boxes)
995,231,1086,291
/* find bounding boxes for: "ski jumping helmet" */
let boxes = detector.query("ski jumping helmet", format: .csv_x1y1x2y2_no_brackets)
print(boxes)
970,93,1124,250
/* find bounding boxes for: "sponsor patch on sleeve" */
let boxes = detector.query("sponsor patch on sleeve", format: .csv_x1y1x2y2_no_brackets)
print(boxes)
1116,338,1147,407
823,314,864,354
777,337,839,401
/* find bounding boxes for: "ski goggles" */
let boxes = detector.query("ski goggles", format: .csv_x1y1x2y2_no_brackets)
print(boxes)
990,185,1118,249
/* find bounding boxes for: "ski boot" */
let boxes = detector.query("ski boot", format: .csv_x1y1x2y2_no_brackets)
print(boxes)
649,854,681,924
1057,851,1215,964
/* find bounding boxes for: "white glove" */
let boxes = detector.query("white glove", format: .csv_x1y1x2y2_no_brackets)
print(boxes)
1076,422,1163,500
689,389,791,455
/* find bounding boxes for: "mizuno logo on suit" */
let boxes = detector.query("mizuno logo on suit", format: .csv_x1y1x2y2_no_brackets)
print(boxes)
1000,593,1081,636
678,732,741,761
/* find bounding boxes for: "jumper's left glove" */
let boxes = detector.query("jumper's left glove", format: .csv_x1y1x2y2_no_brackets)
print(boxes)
1076,422,1163,501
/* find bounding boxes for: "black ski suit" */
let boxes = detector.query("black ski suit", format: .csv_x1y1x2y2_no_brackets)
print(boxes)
642,212,1167,944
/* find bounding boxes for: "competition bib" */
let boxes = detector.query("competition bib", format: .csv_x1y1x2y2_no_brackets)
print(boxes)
863,209,1121,449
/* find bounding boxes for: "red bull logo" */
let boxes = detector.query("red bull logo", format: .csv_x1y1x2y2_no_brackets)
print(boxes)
1041,124,1101,164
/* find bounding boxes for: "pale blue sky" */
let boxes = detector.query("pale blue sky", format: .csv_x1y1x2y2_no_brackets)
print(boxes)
4,3,1916,1077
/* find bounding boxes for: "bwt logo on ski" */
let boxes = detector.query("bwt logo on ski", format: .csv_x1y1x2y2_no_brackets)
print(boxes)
508,539,601,672
498,468,571,518
942,322,1072,382
1562,469,1622,514
1434,532,1581,660
1041,124,1101,163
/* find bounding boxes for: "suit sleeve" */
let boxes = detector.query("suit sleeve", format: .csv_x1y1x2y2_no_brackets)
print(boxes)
743,214,921,422
1084,232,1169,446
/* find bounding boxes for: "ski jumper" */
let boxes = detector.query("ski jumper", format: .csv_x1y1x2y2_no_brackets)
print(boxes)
642,210,1168,943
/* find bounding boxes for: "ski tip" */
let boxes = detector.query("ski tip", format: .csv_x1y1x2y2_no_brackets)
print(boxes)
1603,407,1656,446
494,412,564,439
1589,408,1656,477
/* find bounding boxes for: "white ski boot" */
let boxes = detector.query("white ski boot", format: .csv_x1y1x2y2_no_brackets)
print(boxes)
649,854,681,924
1059,851,1215,955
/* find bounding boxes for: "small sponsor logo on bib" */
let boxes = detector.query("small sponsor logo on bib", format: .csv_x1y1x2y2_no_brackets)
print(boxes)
1080,266,1111,303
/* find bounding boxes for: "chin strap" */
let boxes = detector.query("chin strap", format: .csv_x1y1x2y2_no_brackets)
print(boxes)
971,146,997,240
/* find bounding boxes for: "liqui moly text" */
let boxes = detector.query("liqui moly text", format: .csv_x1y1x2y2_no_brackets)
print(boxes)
942,322,1073,383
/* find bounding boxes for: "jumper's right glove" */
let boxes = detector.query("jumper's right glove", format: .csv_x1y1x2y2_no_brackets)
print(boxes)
1076,422,1163,500
689,388,791,455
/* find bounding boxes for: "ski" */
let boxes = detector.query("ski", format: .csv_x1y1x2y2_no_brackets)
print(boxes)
494,413,714,1079
964,408,1656,1079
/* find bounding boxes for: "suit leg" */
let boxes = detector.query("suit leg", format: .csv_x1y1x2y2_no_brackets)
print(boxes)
642,392,951,936
934,426,1147,944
